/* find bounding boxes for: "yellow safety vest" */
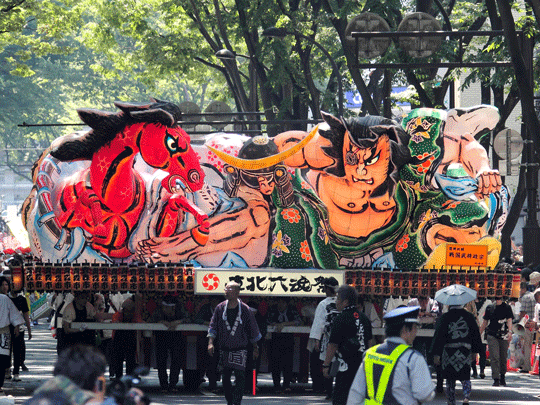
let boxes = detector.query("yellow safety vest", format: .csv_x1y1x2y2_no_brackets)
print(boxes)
364,343,410,405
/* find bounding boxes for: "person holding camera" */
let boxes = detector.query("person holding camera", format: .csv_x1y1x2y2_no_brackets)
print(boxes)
32,344,148,405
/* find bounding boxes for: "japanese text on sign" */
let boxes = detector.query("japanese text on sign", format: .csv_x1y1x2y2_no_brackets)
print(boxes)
445,244,488,267
194,269,345,296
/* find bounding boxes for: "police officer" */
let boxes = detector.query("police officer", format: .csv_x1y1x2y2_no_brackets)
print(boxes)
346,306,435,405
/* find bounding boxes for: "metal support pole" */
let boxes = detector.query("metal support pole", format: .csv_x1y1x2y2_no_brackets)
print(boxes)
522,34,540,266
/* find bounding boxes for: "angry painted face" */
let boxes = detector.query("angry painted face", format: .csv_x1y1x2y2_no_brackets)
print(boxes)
138,123,205,193
343,133,391,194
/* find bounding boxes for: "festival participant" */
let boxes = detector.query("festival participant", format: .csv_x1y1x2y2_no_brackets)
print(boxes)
322,285,372,405
431,303,482,405
149,295,186,392
479,296,513,386
111,298,143,380
464,300,479,378
0,287,24,395
474,297,492,379
194,295,221,392
267,297,302,392
518,281,536,373
308,277,339,399
0,276,32,382
407,295,441,391
346,306,435,405
62,292,112,348
208,282,261,405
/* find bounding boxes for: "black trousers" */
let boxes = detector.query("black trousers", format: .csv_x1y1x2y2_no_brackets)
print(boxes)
475,342,487,373
56,329,67,355
332,360,360,405
223,366,246,405
310,349,334,395
12,331,25,375
0,354,10,389
204,346,220,390
269,334,294,389
112,331,137,378
155,331,182,388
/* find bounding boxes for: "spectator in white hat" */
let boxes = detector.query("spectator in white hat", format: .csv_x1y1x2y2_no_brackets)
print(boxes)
529,271,540,289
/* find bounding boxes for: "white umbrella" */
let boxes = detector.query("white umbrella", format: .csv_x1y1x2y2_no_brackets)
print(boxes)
434,284,477,305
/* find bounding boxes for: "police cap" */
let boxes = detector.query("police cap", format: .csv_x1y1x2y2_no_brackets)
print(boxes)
383,306,420,326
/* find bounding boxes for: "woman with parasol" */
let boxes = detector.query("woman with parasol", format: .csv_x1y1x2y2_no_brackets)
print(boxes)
430,285,482,405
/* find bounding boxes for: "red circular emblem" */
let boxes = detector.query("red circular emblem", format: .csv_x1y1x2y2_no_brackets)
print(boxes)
354,312,360,319
202,273,220,291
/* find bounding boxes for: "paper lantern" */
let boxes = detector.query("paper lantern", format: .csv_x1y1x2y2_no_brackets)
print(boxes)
10,265,24,292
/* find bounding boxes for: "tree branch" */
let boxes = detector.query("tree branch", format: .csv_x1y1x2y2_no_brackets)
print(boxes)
1,0,27,14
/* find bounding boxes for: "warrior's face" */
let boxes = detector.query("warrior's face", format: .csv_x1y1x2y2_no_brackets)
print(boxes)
343,133,391,194
240,170,276,195
257,175,275,195
426,222,486,252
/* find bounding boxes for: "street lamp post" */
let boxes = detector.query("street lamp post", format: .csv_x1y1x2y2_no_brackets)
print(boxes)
215,49,258,113
262,27,344,118
215,49,251,113
216,49,261,132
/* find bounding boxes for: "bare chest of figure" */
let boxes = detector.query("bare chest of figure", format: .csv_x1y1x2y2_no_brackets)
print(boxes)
317,175,395,239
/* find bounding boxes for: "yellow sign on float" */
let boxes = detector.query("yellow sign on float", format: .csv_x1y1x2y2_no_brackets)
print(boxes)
446,244,489,267
194,268,345,297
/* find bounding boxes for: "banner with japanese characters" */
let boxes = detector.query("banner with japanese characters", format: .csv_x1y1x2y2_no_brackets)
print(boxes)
446,244,488,267
194,269,345,296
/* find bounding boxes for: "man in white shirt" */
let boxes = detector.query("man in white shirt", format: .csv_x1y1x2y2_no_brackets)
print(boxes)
0,291,25,394
407,295,441,391
308,277,339,399
519,282,536,372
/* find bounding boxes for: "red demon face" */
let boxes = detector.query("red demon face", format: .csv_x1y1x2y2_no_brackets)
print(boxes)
138,123,205,193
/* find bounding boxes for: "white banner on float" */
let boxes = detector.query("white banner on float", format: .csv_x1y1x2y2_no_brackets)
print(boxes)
194,268,345,297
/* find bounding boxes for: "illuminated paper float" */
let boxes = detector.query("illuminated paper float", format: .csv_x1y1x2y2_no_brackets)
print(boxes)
23,102,509,274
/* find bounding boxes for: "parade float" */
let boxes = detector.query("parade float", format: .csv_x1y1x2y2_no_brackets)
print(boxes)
18,100,516,299
14,99,519,387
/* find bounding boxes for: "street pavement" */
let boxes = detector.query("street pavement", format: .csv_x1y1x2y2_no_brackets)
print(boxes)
6,323,540,404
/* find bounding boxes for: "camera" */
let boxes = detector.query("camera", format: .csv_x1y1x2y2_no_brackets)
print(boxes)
107,366,151,405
